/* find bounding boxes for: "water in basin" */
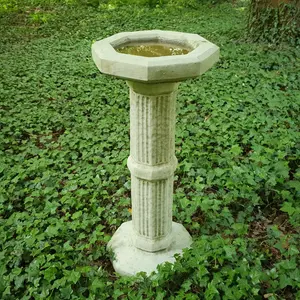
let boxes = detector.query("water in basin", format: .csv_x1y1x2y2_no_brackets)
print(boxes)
116,42,190,57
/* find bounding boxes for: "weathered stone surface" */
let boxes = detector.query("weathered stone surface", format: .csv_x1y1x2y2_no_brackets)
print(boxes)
92,30,219,276
107,221,192,276
92,30,219,83
127,81,178,252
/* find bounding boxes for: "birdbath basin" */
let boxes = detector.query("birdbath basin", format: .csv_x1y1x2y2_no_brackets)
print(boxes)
116,42,191,57
92,30,219,276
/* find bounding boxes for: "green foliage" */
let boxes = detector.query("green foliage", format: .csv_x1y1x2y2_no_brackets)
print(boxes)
248,0,300,45
0,0,17,11
0,1,299,299
0,0,202,11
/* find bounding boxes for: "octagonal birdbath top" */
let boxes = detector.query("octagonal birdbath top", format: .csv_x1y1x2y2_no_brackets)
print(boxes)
92,30,219,83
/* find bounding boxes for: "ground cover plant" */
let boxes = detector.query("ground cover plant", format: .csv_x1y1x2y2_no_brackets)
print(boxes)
0,0,299,299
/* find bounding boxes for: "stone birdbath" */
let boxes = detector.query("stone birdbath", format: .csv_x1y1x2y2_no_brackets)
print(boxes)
92,30,219,276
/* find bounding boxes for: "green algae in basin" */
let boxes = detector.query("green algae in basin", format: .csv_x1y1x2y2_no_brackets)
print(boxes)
116,43,190,57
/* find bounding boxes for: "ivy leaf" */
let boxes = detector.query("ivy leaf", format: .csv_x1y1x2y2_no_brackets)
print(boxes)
91,278,105,292
230,144,242,156
63,241,73,251
60,285,73,299
280,202,295,215
278,259,297,270
279,274,293,289
232,223,248,236
223,245,236,259
44,200,59,214
287,245,299,256
45,225,59,237
44,266,57,282
69,270,81,284
287,180,300,191
71,211,82,220
204,282,219,300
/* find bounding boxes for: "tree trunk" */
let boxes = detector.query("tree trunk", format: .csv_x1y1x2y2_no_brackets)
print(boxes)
248,0,300,45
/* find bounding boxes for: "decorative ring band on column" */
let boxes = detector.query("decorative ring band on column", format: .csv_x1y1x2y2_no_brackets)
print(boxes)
133,231,173,252
127,81,179,95
127,156,178,181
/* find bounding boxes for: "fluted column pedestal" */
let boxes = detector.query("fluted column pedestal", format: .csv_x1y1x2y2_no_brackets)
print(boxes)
107,82,192,276
128,81,177,252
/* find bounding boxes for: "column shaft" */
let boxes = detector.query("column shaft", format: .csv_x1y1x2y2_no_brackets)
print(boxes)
127,81,179,252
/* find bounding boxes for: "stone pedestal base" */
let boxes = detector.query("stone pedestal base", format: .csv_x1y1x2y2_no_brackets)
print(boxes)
107,221,192,276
